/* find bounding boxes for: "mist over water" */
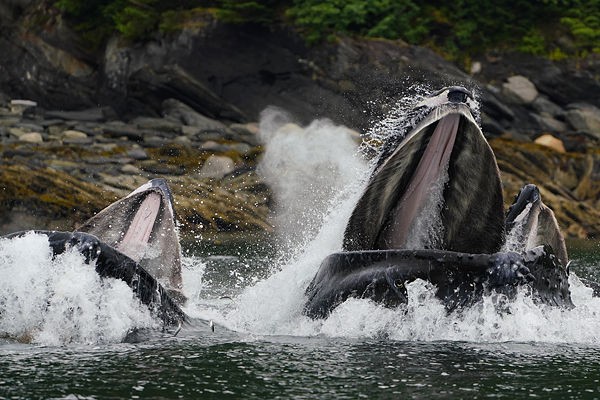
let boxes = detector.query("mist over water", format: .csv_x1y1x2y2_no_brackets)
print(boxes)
257,107,368,249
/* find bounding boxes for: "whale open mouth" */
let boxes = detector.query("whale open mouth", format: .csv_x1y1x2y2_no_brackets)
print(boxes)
344,87,505,254
78,178,183,300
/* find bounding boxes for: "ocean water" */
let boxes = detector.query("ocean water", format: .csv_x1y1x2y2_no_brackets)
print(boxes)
2,95,600,399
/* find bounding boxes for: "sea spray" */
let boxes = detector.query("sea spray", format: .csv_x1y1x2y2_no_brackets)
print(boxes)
0,232,156,345
258,106,368,250
204,92,600,344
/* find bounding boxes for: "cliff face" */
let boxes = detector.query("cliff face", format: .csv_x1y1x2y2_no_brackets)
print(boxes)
0,2,599,239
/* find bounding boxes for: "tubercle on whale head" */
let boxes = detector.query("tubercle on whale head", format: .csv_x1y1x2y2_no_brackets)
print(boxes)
415,86,477,111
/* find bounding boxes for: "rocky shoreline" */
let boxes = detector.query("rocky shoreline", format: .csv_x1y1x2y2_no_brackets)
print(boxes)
0,3,599,240
0,97,272,237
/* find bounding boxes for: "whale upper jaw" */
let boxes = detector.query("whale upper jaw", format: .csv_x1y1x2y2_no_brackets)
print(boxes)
344,87,504,254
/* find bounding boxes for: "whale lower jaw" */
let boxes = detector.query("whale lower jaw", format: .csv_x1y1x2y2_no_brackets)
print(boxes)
304,246,572,319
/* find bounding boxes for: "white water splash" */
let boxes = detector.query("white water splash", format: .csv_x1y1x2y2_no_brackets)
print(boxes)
258,107,368,249
0,232,156,345
199,99,600,345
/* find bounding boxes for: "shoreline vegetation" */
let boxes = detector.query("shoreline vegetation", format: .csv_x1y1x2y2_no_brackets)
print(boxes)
53,0,600,61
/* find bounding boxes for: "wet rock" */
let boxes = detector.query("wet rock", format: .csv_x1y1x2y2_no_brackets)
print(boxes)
565,104,600,138
198,155,235,179
491,137,600,238
0,116,20,127
181,125,202,136
128,65,247,121
47,159,78,172
99,173,148,192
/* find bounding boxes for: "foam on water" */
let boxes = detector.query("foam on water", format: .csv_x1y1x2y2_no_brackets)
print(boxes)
0,232,156,345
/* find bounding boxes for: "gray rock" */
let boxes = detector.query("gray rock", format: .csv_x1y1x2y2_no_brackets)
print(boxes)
10,99,37,115
229,142,252,154
121,164,143,175
130,116,182,133
62,129,88,140
531,112,568,133
565,104,600,137
102,122,144,141
198,155,235,179
173,135,192,144
45,108,107,122
181,125,203,136
162,98,227,130
502,75,538,104
200,140,225,151
16,121,45,133
40,119,67,127
47,159,78,172
72,123,104,136
127,146,149,160
531,96,564,117
8,127,27,138
19,132,43,143
143,135,169,146
0,117,20,127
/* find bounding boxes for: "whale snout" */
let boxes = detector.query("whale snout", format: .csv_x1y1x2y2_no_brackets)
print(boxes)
447,86,473,104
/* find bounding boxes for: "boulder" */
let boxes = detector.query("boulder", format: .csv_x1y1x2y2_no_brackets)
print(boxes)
534,134,566,153
9,99,37,115
62,129,87,139
565,104,600,138
198,155,235,179
502,75,538,104
162,98,227,130
19,132,43,143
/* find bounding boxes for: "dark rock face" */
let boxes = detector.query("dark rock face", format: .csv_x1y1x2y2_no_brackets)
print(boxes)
0,2,599,238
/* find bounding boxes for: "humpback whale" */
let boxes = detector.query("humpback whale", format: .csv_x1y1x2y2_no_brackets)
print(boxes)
304,87,574,319
3,179,186,326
